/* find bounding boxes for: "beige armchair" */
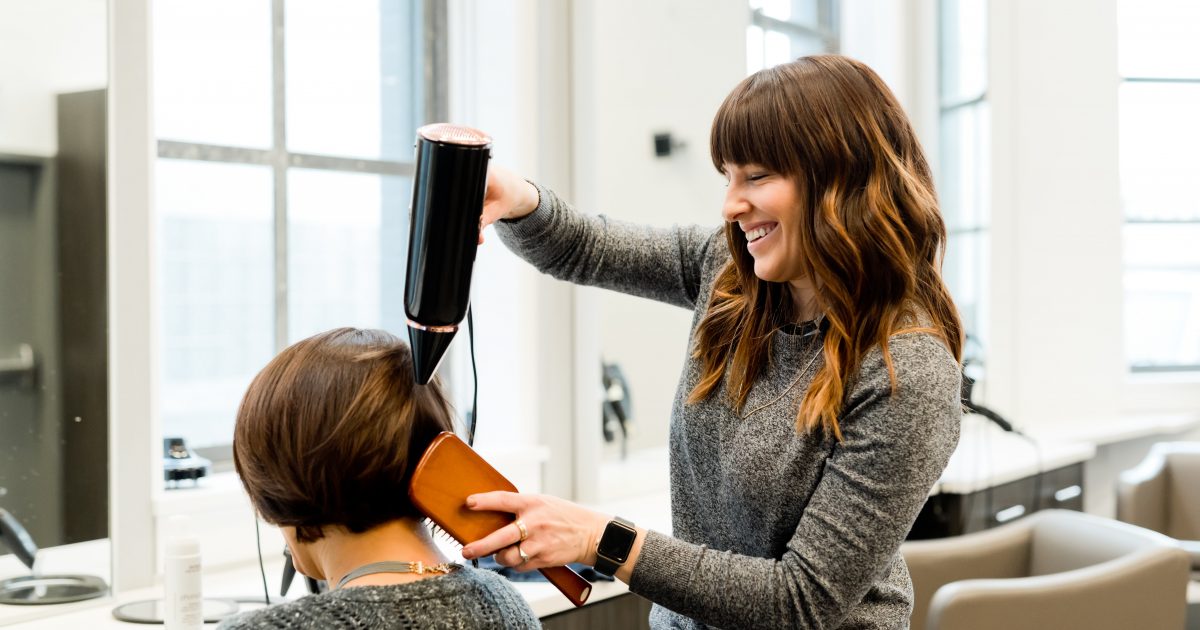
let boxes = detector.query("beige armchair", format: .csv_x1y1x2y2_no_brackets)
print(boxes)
1118,442,1200,573
902,509,1190,630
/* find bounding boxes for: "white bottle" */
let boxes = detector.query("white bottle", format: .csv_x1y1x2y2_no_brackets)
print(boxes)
163,516,203,630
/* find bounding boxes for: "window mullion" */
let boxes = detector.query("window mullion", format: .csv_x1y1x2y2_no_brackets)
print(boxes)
157,141,274,165
424,0,449,121
1126,219,1200,225
818,0,839,51
287,153,415,176
752,9,831,41
157,141,412,175
940,92,987,113
1122,76,1200,85
272,0,289,352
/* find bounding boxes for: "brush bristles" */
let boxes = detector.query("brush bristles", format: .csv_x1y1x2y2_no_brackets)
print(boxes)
424,518,460,546
423,518,480,568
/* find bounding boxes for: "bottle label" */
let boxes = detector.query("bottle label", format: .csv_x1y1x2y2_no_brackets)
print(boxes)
165,557,203,630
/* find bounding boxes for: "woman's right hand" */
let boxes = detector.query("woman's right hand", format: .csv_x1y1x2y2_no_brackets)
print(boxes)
479,164,540,244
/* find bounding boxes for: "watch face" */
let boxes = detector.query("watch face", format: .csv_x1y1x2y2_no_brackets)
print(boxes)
598,521,636,562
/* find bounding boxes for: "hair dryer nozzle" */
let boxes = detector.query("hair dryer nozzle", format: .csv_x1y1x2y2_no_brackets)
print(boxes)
409,324,458,385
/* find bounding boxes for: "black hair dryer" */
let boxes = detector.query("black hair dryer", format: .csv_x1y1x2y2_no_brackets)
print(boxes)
405,123,493,384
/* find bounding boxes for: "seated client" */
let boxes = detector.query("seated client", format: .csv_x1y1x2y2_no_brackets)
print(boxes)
220,327,539,629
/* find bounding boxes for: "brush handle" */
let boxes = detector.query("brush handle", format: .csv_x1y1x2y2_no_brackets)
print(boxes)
539,565,592,607
409,432,594,607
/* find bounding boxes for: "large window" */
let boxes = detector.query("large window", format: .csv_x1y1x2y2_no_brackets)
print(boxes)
937,0,990,378
153,0,443,453
747,0,839,74
1118,0,1200,372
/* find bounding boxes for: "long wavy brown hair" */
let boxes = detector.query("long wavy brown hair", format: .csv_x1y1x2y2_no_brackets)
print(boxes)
690,55,963,439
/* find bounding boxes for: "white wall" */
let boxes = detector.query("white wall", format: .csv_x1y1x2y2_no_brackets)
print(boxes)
572,0,748,455
0,0,107,155
986,0,1127,427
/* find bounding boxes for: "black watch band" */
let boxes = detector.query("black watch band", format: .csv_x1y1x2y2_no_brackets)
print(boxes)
593,516,637,577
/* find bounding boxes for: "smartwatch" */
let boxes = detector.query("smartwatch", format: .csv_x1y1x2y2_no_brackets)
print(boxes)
593,516,637,577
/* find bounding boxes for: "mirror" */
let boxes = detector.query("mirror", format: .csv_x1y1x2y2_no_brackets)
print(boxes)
0,0,109,585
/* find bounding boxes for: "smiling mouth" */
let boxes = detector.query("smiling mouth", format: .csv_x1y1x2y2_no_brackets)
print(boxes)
745,223,778,243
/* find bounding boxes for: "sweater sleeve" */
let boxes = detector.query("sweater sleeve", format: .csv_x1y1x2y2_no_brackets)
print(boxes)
493,183,725,311
627,333,962,629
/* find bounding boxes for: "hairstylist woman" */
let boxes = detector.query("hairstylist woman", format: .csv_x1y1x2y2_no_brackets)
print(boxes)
461,55,963,629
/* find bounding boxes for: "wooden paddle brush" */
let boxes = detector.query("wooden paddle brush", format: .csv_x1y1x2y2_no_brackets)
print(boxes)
408,431,591,607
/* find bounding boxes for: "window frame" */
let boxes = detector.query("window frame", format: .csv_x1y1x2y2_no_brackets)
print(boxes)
107,0,448,593
1118,72,1200,374
936,0,990,380
747,0,840,73
154,0,449,463
751,0,840,50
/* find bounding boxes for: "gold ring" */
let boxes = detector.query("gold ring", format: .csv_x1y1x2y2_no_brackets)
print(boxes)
517,543,530,564
515,518,528,542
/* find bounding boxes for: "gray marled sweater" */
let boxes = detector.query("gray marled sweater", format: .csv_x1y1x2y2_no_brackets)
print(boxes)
495,185,962,630
215,568,539,629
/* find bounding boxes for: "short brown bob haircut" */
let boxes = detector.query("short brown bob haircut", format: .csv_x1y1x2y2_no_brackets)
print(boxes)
233,327,455,542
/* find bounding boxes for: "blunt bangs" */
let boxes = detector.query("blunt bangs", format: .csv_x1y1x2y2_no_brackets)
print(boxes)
710,66,800,177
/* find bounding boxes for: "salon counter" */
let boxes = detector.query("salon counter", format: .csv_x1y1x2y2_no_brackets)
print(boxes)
0,492,672,629
933,413,1097,495
0,565,639,629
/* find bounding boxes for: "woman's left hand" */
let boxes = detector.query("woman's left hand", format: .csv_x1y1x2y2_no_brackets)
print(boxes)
460,492,610,572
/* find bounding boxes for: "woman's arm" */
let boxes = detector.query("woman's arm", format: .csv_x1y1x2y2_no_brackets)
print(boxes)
486,170,724,311
463,333,961,629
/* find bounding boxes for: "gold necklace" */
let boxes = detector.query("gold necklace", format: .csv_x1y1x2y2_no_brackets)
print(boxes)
739,331,823,420
336,560,460,590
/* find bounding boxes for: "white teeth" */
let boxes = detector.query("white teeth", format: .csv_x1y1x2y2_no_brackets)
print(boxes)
745,225,774,242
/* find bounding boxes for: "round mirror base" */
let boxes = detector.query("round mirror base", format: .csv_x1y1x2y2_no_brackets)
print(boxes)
111,598,239,624
0,574,108,605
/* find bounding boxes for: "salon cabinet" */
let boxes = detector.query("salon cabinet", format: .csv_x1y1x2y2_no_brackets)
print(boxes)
540,592,653,630
907,463,1085,539
906,414,1096,540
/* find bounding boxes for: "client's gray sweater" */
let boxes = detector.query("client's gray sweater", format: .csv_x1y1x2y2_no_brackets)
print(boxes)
216,568,538,629
495,185,962,630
